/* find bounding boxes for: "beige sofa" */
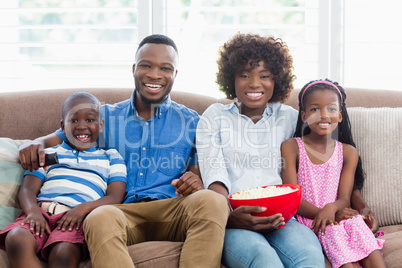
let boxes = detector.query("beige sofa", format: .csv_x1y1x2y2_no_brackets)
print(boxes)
0,88,401,268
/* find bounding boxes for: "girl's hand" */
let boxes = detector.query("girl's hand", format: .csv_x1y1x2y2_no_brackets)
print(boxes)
57,204,88,231
311,204,338,235
335,207,359,222
361,207,379,234
227,206,284,233
22,211,50,237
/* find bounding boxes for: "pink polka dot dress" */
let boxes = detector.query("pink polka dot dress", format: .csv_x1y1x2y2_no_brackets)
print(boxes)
295,137,384,268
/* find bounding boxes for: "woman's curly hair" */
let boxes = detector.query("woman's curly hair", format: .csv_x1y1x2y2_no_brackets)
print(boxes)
216,33,295,103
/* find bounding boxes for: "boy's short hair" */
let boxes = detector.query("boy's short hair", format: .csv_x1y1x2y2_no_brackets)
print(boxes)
62,92,102,120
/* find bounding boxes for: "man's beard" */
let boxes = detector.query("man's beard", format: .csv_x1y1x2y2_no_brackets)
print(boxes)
138,90,169,108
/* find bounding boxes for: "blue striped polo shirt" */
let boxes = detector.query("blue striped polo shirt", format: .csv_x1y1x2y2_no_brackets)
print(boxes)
24,142,127,207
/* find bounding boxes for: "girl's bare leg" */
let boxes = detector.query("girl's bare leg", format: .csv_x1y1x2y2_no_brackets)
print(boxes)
5,228,42,268
359,250,386,268
340,262,360,268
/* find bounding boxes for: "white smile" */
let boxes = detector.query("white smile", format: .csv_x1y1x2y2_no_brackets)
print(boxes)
75,134,90,142
246,92,263,97
145,83,162,91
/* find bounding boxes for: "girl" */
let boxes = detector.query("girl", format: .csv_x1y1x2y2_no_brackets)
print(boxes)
281,79,385,268
196,33,325,267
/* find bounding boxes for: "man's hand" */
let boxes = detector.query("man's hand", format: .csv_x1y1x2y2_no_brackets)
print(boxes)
18,140,46,172
227,206,284,233
171,171,204,196
18,134,61,172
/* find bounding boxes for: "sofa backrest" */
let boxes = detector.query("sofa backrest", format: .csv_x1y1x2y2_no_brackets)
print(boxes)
0,87,401,140
0,87,402,227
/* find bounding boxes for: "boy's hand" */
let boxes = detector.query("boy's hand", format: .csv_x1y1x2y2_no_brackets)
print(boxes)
22,211,51,237
57,205,88,231
171,171,204,196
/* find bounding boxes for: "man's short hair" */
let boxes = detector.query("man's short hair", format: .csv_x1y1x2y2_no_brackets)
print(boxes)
137,34,178,55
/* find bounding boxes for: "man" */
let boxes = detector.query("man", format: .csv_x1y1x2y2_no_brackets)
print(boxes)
18,34,229,268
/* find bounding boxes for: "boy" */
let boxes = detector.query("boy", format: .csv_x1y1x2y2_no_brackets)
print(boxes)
0,92,127,268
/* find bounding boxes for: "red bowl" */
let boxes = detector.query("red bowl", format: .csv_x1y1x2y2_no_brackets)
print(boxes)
228,184,302,223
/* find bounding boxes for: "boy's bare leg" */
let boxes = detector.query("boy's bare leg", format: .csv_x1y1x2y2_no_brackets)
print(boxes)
48,242,82,268
359,250,386,268
5,228,42,268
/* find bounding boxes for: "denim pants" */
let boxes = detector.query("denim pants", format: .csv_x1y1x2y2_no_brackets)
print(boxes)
222,219,325,268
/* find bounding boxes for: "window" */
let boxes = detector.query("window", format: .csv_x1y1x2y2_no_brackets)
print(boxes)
0,0,401,96
0,0,140,92
343,0,401,90
165,0,320,98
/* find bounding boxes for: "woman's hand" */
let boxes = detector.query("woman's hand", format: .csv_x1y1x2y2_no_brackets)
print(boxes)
227,206,284,233
311,204,338,235
22,211,51,237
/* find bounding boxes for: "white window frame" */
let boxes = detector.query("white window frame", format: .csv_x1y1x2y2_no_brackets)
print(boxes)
148,0,346,88
318,0,344,83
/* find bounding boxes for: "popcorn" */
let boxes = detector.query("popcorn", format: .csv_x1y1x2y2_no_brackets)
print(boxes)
231,186,297,199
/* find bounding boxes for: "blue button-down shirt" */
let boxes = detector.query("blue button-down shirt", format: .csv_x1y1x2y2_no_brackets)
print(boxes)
56,90,199,203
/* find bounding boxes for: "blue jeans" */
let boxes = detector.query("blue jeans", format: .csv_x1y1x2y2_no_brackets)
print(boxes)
222,219,325,268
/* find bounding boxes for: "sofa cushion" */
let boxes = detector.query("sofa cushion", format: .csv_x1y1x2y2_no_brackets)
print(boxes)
348,107,402,227
0,241,183,268
75,241,183,267
0,138,26,230
128,241,181,267
378,225,402,268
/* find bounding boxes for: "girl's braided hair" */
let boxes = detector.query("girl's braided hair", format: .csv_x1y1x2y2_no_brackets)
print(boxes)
293,79,365,190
